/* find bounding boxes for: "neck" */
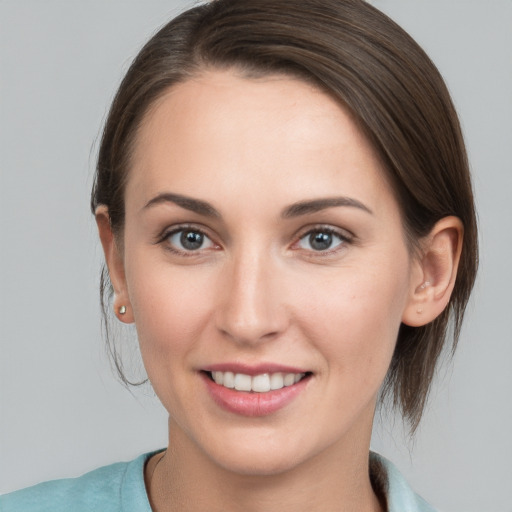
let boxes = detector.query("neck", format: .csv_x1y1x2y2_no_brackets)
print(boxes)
147,418,383,512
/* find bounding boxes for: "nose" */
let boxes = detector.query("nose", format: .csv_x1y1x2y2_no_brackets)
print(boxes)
214,249,289,345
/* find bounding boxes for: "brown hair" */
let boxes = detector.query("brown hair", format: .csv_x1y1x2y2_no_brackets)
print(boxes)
91,0,478,432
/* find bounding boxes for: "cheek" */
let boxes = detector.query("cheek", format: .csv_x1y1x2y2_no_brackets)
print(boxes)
125,260,220,417
124,251,215,367
294,261,410,379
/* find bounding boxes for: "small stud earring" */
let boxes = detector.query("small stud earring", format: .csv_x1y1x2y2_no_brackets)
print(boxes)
418,281,431,291
119,305,127,315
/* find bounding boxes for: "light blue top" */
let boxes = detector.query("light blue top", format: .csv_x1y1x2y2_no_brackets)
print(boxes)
0,451,437,511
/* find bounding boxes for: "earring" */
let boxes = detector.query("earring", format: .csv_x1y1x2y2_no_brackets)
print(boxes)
119,305,127,315
418,281,431,291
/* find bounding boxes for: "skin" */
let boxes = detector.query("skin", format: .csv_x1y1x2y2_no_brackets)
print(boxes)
97,70,462,512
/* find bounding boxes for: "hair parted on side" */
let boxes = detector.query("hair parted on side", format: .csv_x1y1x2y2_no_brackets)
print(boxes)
91,0,478,432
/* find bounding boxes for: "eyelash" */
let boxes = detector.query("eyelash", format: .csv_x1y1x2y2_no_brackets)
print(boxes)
293,226,353,256
156,224,217,257
156,224,353,257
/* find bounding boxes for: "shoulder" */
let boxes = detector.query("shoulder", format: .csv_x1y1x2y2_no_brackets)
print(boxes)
370,452,438,512
0,452,157,512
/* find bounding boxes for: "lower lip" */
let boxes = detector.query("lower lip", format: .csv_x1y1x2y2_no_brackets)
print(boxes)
202,372,311,417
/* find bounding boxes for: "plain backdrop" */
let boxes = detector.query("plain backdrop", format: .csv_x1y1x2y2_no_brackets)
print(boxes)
1,1,511,511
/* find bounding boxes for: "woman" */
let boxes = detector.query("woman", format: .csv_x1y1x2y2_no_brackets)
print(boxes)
1,0,478,510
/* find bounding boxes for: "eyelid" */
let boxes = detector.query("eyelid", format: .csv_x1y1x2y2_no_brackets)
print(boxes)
155,223,221,255
154,222,354,256
294,224,354,242
291,224,354,254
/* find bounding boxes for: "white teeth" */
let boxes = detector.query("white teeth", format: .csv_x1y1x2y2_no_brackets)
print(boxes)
270,373,284,390
210,371,306,392
252,374,271,393
283,373,296,386
234,373,252,391
223,371,235,389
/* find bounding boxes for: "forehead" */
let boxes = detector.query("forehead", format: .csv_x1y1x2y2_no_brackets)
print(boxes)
127,70,395,215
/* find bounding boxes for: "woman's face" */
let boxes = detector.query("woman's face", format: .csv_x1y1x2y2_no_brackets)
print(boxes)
118,71,419,475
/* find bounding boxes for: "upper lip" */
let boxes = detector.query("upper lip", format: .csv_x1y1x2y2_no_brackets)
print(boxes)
201,362,309,376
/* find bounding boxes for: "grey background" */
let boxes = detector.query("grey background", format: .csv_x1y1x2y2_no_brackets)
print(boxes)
1,1,511,511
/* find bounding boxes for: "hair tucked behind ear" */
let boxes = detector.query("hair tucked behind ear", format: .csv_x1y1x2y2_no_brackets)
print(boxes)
91,0,478,432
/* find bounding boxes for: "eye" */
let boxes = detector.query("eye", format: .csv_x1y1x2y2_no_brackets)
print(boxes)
166,228,216,253
296,228,347,252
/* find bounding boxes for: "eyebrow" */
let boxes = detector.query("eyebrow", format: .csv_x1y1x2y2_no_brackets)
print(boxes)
143,192,220,217
281,197,373,218
142,192,372,218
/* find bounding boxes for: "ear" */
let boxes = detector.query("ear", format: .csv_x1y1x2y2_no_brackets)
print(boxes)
402,216,463,327
95,206,134,324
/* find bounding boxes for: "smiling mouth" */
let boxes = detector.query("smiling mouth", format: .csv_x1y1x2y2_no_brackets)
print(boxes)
204,370,311,393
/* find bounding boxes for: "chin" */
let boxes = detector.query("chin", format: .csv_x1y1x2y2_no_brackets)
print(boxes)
214,450,305,477
199,428,325,478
